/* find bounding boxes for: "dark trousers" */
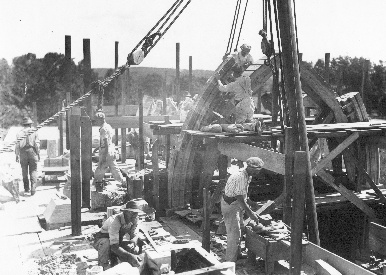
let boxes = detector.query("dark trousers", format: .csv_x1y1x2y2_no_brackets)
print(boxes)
20,148,38,192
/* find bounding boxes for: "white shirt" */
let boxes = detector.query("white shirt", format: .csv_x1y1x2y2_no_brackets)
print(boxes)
224,169,251,199
232,51,253,67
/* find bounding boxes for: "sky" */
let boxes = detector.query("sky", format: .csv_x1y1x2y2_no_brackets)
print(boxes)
1,0,386,71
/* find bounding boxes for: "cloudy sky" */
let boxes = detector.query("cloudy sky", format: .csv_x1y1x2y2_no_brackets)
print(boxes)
1,0,385,70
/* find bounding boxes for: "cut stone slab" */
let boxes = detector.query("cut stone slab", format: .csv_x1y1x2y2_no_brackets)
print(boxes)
43,197,71,229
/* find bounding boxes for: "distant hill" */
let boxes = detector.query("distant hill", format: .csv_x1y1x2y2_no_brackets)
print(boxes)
93,67,214,79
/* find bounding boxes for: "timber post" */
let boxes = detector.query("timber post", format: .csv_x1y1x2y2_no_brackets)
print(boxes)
277,0,320,245
202,187,210,252
32,101,38,126
70,111,82,236
189,56,193,95
115,41,119,146
176,42,180,104
58,99,64,156
65,35,72,151
290,151,307,275
283,127,295,225
138,89,144,170
80,108,92,208
83,38,92,116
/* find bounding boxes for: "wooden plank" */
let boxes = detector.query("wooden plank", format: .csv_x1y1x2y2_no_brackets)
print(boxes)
80,109,92,208
311,132,359,175
176,262,235,275
369,222,386,256
159,217,202,241
218,142,285,175
315,259,343,275
105,115,180,129
70,114,82,236
284,127,295,224
304,242,374,275
316,170,377,219
202,187,210,252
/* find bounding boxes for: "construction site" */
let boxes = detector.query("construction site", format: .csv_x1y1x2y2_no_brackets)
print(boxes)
1,0,386,275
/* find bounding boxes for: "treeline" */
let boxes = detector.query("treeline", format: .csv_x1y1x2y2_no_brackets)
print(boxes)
0,53,210,128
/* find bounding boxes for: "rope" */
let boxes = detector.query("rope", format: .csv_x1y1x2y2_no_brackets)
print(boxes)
292,0,300,62
230,0,242,53
225,0,240,55
234,0,249,52
0,1,191,154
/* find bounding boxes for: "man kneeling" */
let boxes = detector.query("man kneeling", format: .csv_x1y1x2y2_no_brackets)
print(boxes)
93,200,144,270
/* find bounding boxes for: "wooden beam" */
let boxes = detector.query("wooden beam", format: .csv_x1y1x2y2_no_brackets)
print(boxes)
218,142,285,175
70,113,81,236
316,170,377,219
58,99,64,156
176,43,180,104
138,89,144,170
83,38,92,116
311,132,359,175
65,35,72,150
114,41,119,146
284,127,295,224
121,128,127,163
80,109,92,208
369,222,386,256
152,139,160,217
105,115,180,129
202,187,210,252
290,151,307,275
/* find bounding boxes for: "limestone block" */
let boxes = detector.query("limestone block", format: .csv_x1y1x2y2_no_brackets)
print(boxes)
47,139,58,158
43,197,71,224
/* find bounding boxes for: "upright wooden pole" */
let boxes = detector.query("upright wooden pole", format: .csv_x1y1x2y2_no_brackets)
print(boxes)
58,99,64,155
163,71,167,115
290,151,307,275
277,0,319,245
32,101,38,126
189,56,193,95
202,187,210,252
115,41,119,146
70,113,82,236
121,128,127,164
81,108,92,208
176,43,180,104
83,39,92,116
276,5,299,150
66,92,72,150
138,89,144,170
361,59,369,103
152,139,160,217
283,127,295,224
324,53,330,83
65,35,72,151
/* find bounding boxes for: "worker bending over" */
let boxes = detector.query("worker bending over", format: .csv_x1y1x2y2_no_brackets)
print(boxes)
93,200,144,270
93,110,125,187
233,43,254,70
217,66,255,124
221,157,263,262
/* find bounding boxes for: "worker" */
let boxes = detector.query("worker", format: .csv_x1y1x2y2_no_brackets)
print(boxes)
92,199,145,270
221,157,263,262
232,43,254,71
217,66,255,124
93,110,126,187
15,117,40,195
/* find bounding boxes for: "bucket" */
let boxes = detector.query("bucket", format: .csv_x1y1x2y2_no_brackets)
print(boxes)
86,265,103,275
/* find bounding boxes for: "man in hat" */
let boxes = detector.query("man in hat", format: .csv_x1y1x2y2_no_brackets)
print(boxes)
93,199,145,270
15,117,40,195
93,110,125,187
221,157,264,262
232,43,254,71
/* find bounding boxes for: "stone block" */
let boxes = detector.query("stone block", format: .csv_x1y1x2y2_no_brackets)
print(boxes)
43,197,71,226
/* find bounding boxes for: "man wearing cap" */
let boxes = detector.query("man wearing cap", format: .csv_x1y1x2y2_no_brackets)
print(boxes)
221,157,263,262
93,110,125,187
15,117,40,195
93,200,144,270
232,44,254,71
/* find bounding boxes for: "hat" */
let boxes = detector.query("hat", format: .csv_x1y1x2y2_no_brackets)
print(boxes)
240,44,251,50
22,117,33,125
246,157,264,169
94,110,105,119
121,199,145,213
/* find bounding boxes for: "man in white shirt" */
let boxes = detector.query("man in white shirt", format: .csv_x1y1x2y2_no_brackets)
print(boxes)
93,111,125,186
221,157,264,262
232,44,254,71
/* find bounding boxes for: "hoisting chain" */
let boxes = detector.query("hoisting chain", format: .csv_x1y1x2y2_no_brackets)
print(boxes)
0,0,191,154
